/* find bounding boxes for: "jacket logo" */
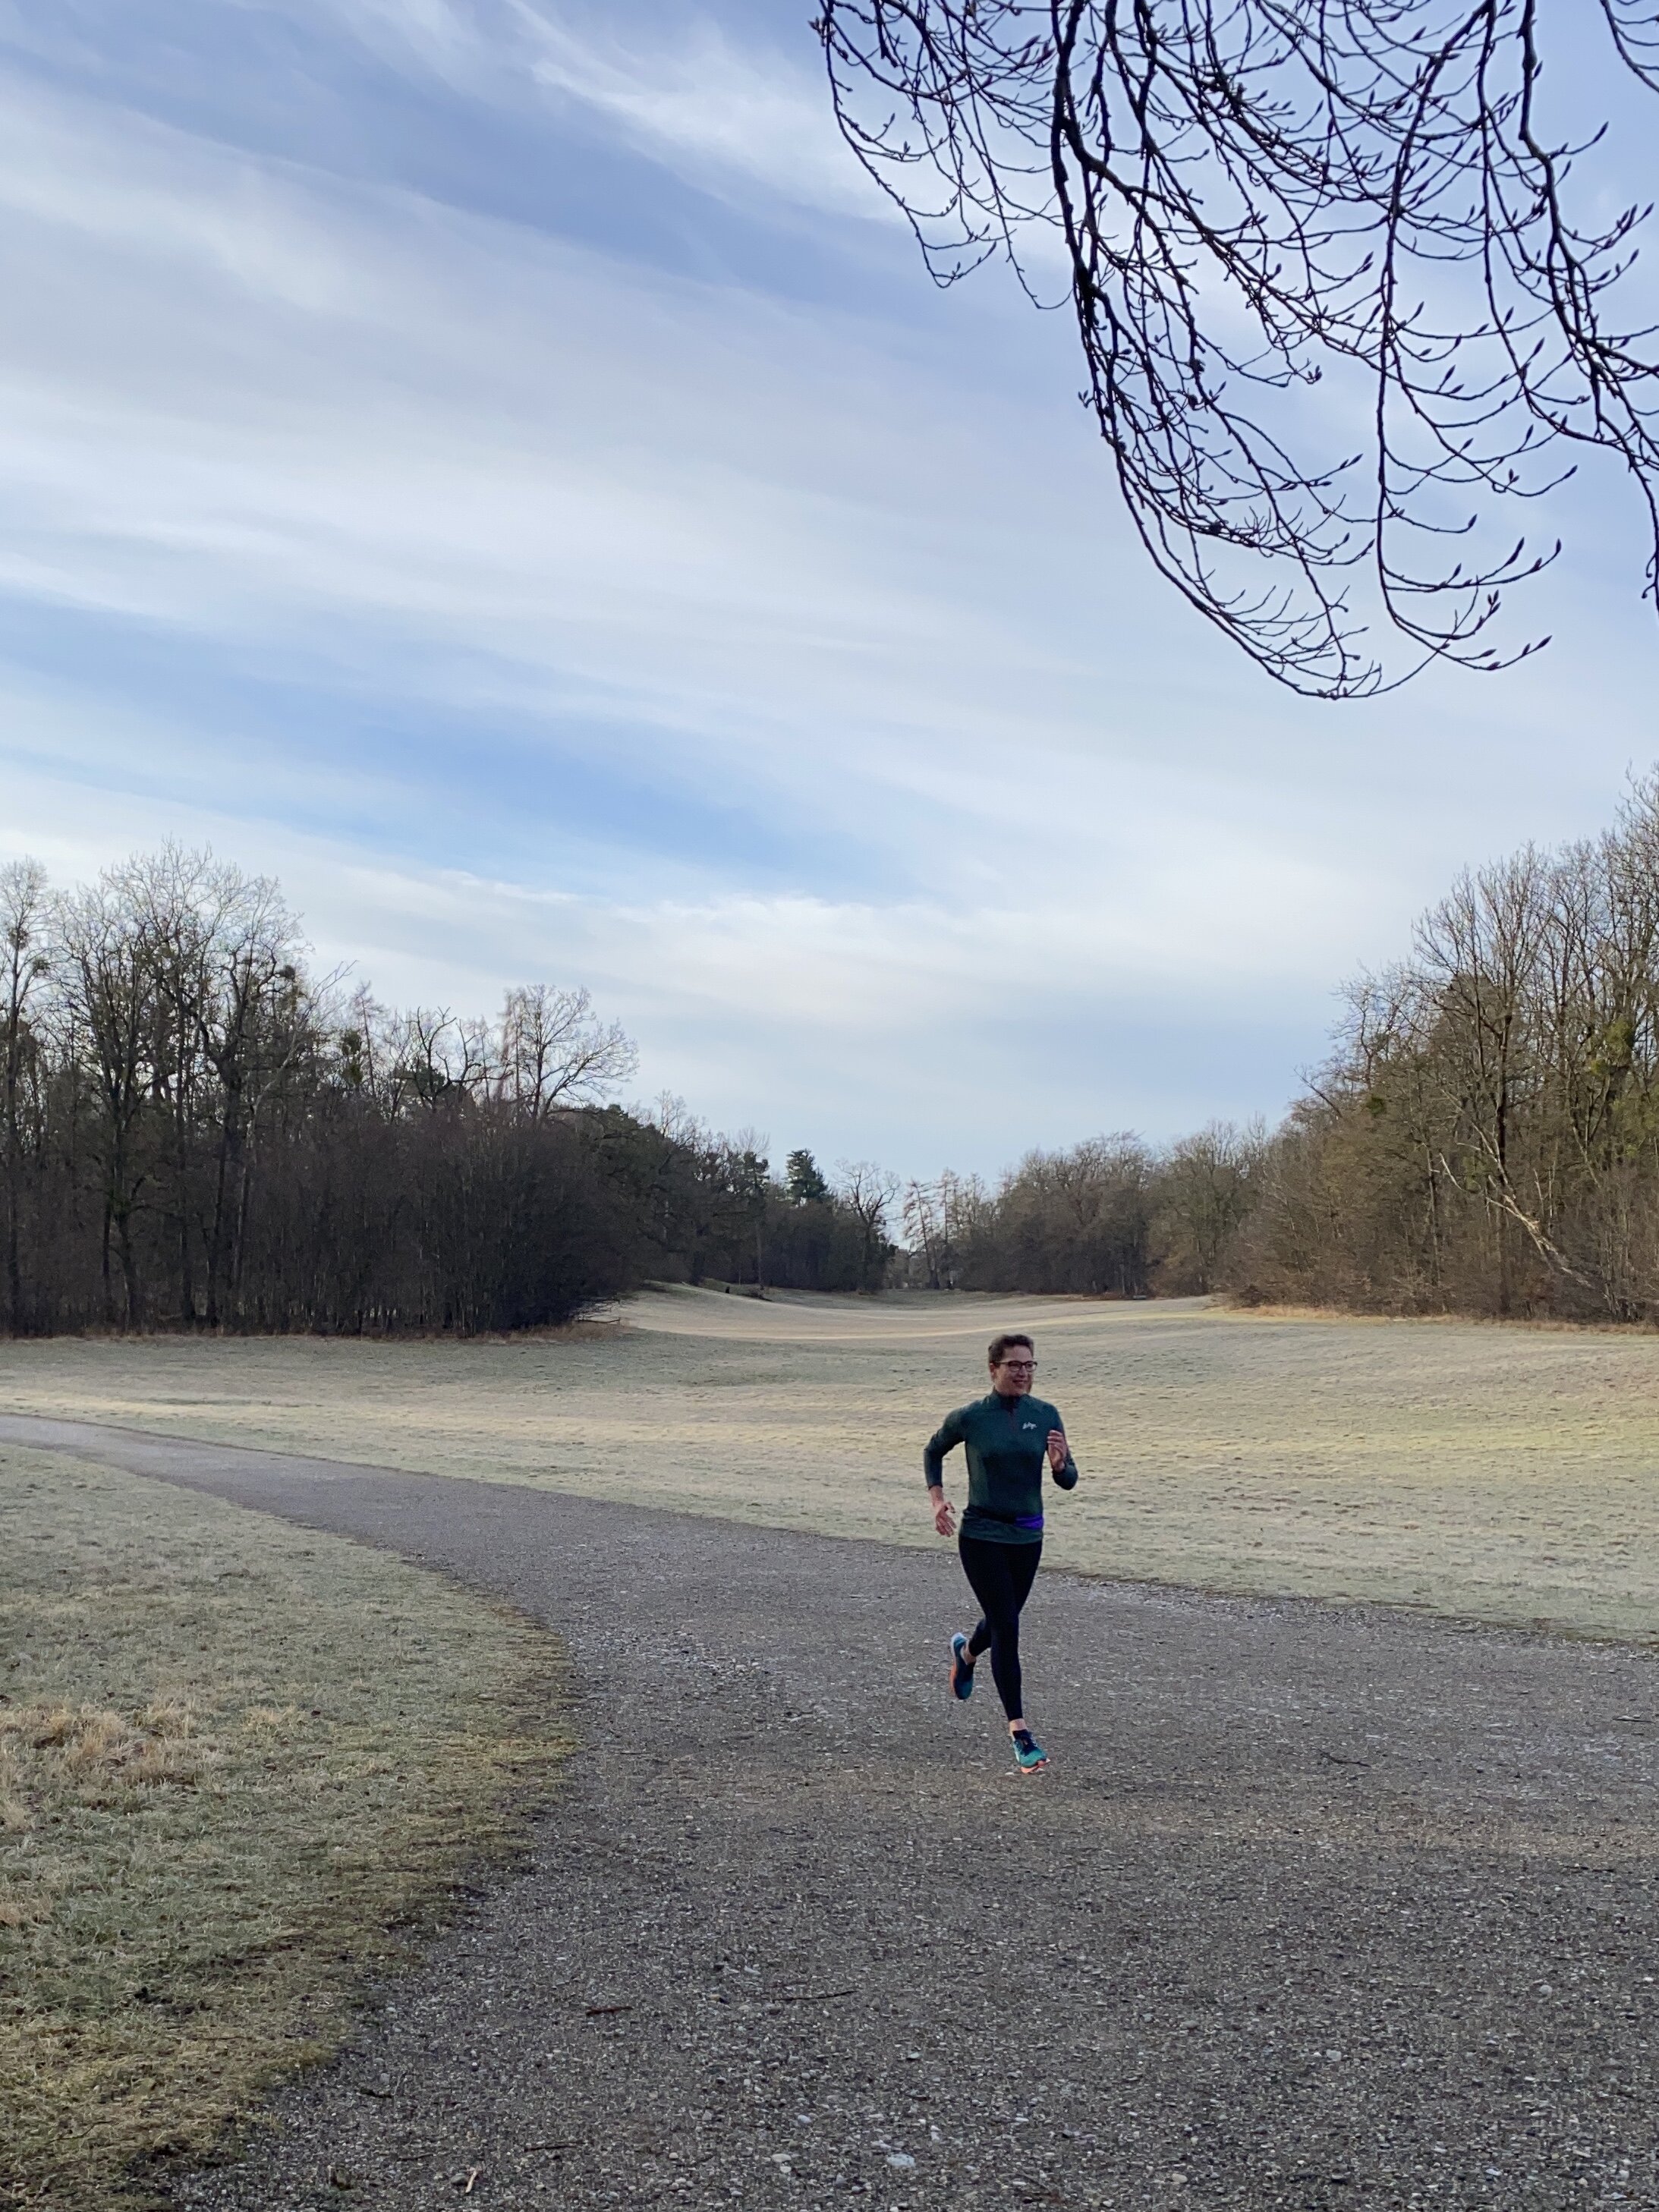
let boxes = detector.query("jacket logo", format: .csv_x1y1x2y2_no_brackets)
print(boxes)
1022,1422,1037,1430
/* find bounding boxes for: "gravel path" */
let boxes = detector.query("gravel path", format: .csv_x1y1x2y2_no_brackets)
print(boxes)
5,1415,1657,2211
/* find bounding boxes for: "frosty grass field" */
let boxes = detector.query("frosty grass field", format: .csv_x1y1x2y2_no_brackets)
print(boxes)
2,1289,1653,1641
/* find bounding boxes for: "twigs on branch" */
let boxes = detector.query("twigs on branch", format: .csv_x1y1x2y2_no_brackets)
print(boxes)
817,0,1659,694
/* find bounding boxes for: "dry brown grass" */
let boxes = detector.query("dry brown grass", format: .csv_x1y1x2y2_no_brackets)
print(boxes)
0,1444,571,2212
2,1287,1655,1639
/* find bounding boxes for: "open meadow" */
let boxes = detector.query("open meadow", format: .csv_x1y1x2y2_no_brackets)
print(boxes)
2,1291,1654,1641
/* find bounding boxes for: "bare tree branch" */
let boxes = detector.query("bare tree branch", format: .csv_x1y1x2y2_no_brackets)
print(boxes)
817,0,1659,694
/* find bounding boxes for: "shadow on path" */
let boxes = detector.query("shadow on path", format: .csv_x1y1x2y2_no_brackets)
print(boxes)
2,1414,1655,2211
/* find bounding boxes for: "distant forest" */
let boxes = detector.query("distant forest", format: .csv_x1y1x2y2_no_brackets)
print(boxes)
908,774,1659,1326
7,779,1659,1333
0,848,892,1333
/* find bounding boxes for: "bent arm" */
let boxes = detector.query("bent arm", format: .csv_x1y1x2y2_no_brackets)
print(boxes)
923,1408,967,1490
1049,1407,1079,1490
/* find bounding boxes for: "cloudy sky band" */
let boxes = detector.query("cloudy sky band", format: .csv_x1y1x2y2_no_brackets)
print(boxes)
0,1,1654,1175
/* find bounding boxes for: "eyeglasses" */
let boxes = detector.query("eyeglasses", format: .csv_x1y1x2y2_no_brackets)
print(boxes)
996,1358,1037,1371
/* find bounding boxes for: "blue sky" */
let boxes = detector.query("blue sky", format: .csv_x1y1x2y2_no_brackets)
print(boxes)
2,0,1657,1180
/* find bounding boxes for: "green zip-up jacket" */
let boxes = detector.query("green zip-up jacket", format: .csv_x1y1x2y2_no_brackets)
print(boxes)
923,1391,1078,1544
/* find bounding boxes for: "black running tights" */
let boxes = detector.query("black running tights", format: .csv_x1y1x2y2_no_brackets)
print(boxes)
958,1534,1042,1720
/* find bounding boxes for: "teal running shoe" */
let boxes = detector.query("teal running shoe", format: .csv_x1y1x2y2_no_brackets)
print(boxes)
1011,1728,1048,1772
949,1633,975,1701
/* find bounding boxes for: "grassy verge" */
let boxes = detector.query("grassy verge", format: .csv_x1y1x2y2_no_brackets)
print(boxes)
0,1444,571,2212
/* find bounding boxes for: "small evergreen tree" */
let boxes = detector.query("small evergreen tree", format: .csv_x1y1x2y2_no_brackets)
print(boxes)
785,1149,830,1205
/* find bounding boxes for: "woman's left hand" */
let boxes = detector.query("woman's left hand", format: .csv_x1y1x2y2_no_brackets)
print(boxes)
1047,1430,1068,1471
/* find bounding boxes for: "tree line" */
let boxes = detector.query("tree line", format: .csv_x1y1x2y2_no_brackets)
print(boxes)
11,781,1659,1335
894,1125,1258,1301
0,848,893,1334
905,773,1659,1325
1229,773,1659,1322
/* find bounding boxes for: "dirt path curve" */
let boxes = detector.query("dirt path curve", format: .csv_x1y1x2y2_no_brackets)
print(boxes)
5,1415,1656,2211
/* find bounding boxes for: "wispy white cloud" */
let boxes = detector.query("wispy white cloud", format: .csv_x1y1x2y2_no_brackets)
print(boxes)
0,70,1171,853
518,9,881,219
203,0,879,220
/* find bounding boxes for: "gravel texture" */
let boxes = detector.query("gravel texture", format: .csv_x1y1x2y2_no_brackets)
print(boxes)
2,1414,1655,2212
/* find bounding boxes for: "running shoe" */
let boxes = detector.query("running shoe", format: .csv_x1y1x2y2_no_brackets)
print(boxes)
1010,1729,1048,1772
949,1633,975,1701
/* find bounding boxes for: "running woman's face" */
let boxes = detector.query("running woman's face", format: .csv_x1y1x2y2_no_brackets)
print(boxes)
990,1349,1036,1398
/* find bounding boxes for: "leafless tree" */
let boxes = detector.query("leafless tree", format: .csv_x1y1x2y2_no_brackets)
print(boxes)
0,858,49,1329
54,870,158,1326
1415,851,1554,1306
125,845,216,1320
1238,769,1659,1318
1155,1120,1264,1292
838,1159,902,1289
198,873,312,1322
819,0,1659,694
496,983,639,1119
903,1176,955,1287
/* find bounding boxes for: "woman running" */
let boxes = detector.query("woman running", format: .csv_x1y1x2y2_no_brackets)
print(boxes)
924,1330,1078,1773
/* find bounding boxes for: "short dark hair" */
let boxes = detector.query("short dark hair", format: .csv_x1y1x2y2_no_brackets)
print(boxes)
987,1332,1034,1369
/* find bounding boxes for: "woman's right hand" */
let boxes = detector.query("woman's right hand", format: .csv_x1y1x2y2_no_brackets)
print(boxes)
930,1491,956,1538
